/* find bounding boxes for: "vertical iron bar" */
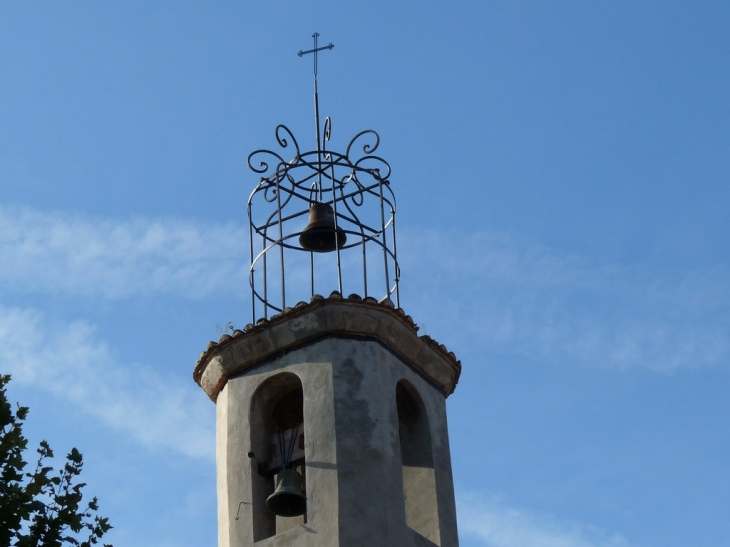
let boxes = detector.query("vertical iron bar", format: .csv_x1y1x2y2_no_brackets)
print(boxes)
391,210,400,307
335,227,343,296
310,251,314,299
262,228,268,320
308,185,315,299
362,236,368,298
276,176,286,311
248,202,256,323
378,176,390,300
331,167,343,295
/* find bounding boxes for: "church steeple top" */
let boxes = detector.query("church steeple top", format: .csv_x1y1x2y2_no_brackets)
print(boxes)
195,35,461,547
246,33,400,323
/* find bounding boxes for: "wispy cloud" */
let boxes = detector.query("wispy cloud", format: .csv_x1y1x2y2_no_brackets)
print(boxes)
0,301,214,460
0,204,375,309
400,229,730,372
0,205,246,299
457,492,637,547
2,205,727,372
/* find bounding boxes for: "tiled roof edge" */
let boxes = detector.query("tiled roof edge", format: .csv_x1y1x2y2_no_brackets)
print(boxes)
192,291,462,395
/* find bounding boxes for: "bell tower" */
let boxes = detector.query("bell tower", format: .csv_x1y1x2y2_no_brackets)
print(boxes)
193,34,462,547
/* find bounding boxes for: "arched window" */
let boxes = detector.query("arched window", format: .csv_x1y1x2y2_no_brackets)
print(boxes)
396,380,440,544
249,373,305,541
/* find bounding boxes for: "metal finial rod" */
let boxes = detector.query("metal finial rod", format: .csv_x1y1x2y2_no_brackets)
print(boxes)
298,33,334,201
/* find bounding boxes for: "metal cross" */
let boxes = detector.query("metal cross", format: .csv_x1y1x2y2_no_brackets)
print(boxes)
297,32,334,81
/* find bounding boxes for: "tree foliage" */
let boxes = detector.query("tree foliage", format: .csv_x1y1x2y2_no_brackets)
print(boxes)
0,375,112,547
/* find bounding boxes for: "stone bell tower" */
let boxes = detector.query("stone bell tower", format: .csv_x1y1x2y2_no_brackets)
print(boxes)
193,34,462,547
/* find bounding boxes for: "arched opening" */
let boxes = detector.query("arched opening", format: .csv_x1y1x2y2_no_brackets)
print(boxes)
249,373,305,541
396,380,440,544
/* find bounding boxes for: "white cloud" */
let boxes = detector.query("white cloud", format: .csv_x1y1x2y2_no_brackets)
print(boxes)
1,205,727,373
457,493,637,547
0,300,215,460
400,229,730,372
0,204,384,309
0,205,246,299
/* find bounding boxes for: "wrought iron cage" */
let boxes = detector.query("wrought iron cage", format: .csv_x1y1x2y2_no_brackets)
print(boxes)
246,119,400,322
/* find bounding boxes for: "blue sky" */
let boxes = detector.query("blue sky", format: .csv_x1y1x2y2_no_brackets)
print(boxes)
1,2,728,546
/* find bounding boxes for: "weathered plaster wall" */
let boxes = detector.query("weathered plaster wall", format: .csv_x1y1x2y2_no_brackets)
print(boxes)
215,337,458,547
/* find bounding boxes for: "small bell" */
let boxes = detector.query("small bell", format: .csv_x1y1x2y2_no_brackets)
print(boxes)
299,202,347,253
266,468,307,517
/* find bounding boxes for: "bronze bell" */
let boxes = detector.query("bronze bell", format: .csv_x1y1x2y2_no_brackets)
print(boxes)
299,202,347,253
266,468,306,517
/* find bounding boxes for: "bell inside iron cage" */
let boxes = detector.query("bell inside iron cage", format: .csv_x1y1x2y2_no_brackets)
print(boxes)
299,201,347,253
